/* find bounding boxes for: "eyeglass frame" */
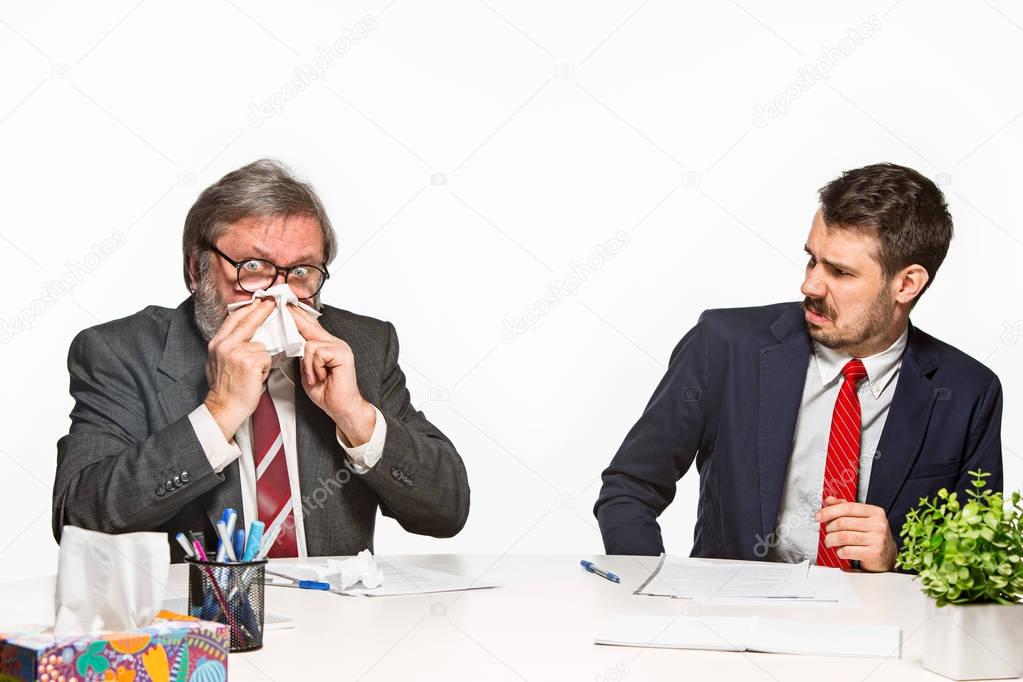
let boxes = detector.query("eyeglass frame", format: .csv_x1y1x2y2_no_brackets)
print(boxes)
206,244,330,298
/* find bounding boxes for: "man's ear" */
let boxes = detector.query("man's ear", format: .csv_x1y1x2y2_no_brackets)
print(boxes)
893,264,930,305
187,253,200,292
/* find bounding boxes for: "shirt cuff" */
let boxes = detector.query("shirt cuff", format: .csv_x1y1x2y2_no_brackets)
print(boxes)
336,406,387,474
188,404,242,474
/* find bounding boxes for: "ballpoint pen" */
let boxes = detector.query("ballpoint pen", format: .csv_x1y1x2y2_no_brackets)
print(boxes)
580,560,621,584
265,569,332,591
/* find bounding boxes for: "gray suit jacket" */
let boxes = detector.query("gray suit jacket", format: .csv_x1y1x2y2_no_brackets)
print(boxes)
53,297,470,561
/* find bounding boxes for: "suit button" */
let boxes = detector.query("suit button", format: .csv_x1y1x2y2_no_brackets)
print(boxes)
173,475,182,488
180,471,190,483
165,479,174,492
156,485,166,497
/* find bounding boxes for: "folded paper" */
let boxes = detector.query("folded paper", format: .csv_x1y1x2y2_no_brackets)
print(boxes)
226,283,322,358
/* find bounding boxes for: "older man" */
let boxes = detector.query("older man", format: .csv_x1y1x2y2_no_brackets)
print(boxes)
53,159,469,560
595,162,1003,571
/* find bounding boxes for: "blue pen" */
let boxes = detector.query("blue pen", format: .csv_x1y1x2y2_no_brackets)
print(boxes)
234,528,246,559
580,560,620,584
266,570,331,591
215,509,231,561
242,521,265,561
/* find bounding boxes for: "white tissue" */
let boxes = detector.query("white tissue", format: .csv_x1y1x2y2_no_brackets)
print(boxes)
273,549,384,590
332,549,384,590
53,526,169,636
226,283,322,358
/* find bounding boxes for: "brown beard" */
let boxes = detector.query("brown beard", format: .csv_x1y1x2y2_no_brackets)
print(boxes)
803,289,894,351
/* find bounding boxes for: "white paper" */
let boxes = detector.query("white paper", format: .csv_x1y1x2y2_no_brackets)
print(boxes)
226,283,321,357
54,526,169,636
636,555,815,600
270,555,498,597
595,614,902,659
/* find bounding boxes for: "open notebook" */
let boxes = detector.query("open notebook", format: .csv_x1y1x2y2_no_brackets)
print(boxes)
595,614,901,659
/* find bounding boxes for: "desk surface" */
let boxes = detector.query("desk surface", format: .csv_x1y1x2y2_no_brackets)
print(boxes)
1,554,944,681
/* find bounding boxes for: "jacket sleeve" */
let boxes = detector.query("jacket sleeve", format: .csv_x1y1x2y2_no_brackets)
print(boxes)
593,311,712,555
357,322,470,537
953,372,1004,496
52,328,223,541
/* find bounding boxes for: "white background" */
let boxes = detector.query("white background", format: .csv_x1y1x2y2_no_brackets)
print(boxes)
1,0,1020,582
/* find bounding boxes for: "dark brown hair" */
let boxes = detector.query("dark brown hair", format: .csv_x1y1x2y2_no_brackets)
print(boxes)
818,162,953,303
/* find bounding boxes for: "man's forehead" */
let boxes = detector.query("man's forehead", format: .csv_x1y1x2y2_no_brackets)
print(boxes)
220,214,324,261
808,218,878,255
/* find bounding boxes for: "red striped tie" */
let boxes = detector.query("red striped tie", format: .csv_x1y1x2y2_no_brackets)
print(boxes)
816,358,867,569
253,387,298,558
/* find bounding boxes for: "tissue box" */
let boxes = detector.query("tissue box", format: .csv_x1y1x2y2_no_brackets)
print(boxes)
0,612,228,682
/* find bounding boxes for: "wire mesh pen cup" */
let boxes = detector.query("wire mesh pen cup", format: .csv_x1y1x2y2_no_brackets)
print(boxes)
186,558,268,652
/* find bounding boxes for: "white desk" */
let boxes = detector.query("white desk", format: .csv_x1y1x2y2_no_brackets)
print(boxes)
1,555,944,681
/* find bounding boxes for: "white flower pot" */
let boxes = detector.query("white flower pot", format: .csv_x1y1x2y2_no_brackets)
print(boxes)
922,599,1023,680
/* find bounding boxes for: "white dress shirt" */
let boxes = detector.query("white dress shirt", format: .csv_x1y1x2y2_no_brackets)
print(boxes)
767,325,909,564
187,363,387,557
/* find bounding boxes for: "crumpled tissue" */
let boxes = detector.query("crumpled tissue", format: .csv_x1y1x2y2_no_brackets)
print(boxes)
275,549,384,590
226,283,321,358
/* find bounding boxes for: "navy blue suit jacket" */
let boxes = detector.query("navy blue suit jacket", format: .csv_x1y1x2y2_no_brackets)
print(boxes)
595,301,1003,560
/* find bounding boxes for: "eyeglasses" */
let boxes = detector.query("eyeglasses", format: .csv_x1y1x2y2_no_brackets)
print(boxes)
208,245,329,299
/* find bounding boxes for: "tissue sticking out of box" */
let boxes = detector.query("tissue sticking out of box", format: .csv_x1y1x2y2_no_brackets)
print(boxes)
53,526,170,637
226,283,322,358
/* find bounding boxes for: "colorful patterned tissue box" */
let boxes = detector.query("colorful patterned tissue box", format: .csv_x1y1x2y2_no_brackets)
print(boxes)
0,611,228,682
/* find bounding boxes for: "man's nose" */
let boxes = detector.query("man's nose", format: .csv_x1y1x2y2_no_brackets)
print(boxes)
801,266,826,299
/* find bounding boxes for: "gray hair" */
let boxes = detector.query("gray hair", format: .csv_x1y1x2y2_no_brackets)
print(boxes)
181,159,337,291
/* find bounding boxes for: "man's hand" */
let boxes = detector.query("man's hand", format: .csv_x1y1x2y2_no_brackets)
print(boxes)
289,304,376,447
203,298,276,440
817,496,898,571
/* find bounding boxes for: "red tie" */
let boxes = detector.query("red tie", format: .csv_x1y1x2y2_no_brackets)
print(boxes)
252,388,298,558
816,358,867,569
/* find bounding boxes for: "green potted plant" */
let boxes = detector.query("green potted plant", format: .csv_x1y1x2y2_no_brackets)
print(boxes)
897,470,1023,680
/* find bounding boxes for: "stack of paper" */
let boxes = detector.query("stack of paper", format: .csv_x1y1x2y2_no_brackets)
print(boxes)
595,614,902,659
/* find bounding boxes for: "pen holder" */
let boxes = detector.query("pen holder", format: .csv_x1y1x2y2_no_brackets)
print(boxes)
186,558,267,652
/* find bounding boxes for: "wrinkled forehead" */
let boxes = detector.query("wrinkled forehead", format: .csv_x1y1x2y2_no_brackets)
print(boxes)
218,214,325,264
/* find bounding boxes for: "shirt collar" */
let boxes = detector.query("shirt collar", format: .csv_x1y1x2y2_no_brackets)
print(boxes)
812,325,909,399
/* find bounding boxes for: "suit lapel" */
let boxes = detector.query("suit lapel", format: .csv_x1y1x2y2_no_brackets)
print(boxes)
757,308,811,540
866,322,939,511
155,298,243,534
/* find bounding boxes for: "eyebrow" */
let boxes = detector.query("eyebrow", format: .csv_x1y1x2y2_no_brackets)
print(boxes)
804,245,857,274
249,245,324,265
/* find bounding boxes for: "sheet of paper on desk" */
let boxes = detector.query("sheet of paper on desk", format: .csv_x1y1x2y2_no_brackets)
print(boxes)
635,555,814,600
634,555,861,606
270,557,499,597
595,614,901,658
